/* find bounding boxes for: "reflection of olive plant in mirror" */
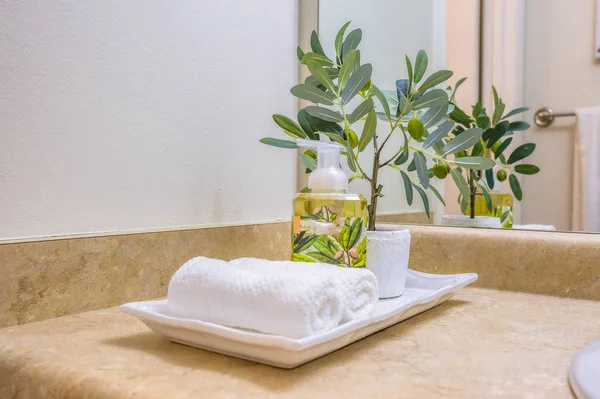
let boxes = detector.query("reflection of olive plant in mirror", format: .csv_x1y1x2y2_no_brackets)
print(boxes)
260,22,487,231
435,82,540,219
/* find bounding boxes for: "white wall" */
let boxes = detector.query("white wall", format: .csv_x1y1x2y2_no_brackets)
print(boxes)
0,0,298,240
318,0,445,216
522,0,600,230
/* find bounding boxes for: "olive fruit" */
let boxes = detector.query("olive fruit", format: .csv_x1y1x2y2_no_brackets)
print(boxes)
497,169,507,182
407,118,425,141
433,163,449,179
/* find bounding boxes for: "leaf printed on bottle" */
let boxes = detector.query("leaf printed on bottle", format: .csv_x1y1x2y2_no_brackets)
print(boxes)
292,209,367,268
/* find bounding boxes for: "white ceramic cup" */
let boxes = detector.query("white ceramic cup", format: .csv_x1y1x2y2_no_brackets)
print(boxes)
366,228,411,299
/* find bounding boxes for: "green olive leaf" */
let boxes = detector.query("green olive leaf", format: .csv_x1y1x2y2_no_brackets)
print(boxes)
310,30,326,56
348,98,374,124
305,61,337,92
441,128,483,156
401,171,414,206
485,168,495,190
341,29,362,59
413,89,448,110
450,167,470,200
341,64,372,104
503,107,529,119
259,138,298,148
414,50,428,83
494,137,513,159
418,70,453,93
358,109,377,152
423,120,453,149
507,143,536,164
370,84,390,119
302,52,334,67
304,106,344,122
406,55,414,94
298,153,317,171
478,182,493,212
453,156,496,171
272,114,306,138
412,183,430,218
335,21,352,62
414,152,429,189
429,184,445,206
514,164,540,175
421,103,449,128
509,174,523,200
338,49,357,91
290,84,336,105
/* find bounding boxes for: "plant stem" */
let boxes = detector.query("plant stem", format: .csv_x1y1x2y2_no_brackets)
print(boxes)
367,120,381,231
368,150,380,231
468,170,476,219
380,146,404,168
368,107,409,230
333,90,410,231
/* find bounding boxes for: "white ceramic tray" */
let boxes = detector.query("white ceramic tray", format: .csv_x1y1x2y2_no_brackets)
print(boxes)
120,270,477,368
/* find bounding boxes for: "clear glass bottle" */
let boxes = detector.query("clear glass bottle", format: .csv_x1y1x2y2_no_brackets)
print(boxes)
292,140,368,267
474,192,513,228
469,191,514,228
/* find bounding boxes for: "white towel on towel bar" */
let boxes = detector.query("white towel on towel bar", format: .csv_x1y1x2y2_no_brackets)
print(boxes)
167,257,345,338
572,105,600,231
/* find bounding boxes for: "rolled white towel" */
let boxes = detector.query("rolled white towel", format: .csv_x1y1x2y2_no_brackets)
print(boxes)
230,258,378,322
167,257,344,338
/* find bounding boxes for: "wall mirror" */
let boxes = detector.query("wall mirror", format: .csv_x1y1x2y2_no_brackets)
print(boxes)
310,0,600,234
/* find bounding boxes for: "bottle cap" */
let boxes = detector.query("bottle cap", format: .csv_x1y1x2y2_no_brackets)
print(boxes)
297,139,348,192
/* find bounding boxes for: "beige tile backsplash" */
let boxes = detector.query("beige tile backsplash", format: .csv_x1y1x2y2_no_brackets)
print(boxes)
0,222,290,328
405,225,600,301
1,216,599,328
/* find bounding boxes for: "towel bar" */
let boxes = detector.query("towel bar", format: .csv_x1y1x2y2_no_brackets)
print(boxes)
534,107,576,127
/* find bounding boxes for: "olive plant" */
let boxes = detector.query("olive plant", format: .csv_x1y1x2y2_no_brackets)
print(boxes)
260,22,489,230
434,82,540,219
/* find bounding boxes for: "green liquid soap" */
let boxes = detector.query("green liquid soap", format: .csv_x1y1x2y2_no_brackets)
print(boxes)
292,192,368,267
290,140,368,267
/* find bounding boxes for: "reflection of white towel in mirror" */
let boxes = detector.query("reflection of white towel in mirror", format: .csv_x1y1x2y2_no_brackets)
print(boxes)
572,105,600,232
513,224,557,231
596,0,600,59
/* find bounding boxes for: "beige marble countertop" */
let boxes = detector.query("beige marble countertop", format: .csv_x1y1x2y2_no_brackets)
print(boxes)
1,288,599,399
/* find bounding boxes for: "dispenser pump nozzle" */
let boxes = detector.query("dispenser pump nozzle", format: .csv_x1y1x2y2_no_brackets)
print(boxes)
297,140,348,192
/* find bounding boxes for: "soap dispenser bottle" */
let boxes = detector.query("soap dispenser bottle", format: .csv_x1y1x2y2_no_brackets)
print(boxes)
471,167,514,228
292,140,368,267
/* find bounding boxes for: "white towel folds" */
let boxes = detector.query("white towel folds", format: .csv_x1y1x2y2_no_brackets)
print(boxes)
167,257,378,338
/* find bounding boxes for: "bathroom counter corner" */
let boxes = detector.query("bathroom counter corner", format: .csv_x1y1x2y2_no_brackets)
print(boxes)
1,288,599,398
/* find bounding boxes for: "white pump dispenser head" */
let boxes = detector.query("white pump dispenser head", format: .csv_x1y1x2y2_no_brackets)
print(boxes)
297,139,348,192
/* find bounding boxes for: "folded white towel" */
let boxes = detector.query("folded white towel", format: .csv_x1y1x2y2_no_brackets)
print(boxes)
167,257,344,338
230,258,378,322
